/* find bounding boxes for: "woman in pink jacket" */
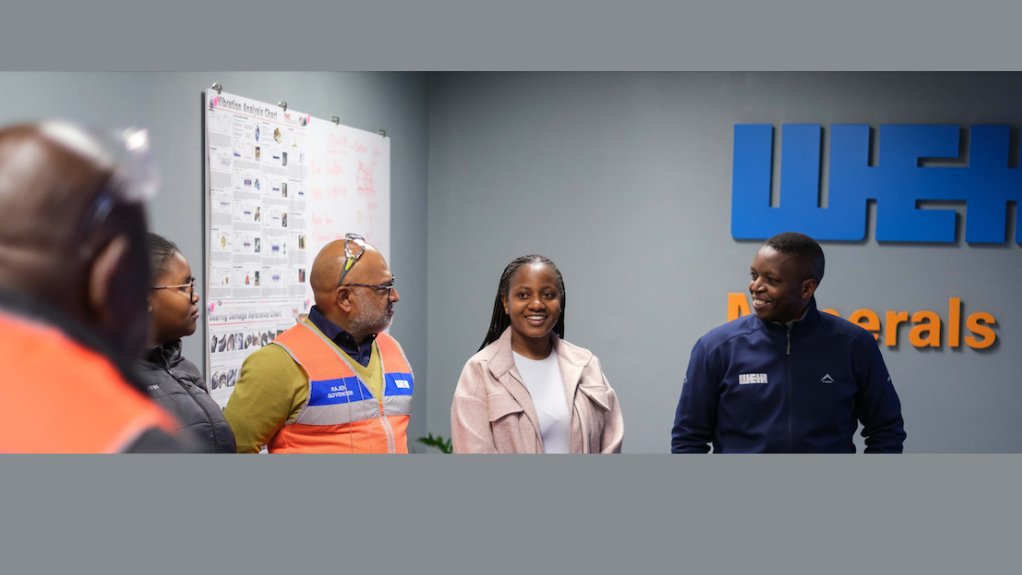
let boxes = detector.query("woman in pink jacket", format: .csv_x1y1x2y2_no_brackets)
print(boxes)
450,254,623,453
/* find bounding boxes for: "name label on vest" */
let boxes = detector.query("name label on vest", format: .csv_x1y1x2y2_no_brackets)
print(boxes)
309,376,372,406
385,372,414,396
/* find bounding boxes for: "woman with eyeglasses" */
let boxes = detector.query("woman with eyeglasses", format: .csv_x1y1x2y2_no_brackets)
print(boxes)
137,233,236,453
450,254,623,453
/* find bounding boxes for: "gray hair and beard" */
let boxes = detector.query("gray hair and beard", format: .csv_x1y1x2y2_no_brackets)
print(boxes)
346,290,394,340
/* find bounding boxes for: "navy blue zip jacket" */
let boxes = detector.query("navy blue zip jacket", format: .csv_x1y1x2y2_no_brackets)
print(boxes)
672,299,906,453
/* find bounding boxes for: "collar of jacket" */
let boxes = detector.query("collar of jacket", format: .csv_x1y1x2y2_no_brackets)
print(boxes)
483,327,609,443
755,297,823,340
0,287,150,394
144,339,183,365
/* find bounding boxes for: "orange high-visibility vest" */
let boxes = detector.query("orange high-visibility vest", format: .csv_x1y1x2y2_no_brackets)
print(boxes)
268,320,414,453
0,311,177,453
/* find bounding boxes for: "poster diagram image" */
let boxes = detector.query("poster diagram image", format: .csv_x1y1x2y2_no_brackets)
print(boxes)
210,368,238,391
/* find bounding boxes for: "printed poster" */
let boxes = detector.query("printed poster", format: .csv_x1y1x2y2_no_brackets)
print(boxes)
204,90,390,407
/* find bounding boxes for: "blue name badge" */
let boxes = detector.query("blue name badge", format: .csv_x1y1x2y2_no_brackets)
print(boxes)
308,376,371,406
385,372,414,396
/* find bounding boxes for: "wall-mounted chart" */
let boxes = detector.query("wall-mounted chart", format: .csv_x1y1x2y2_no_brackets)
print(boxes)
203,88,390,406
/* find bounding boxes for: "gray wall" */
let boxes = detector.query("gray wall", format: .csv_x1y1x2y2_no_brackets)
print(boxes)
426,72,1022,452
4,72,1021,452
0,72,430,446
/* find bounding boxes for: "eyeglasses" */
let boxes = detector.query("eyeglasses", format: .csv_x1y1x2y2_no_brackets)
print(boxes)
336,233,367,287
152,278,196,300
342,276,397,297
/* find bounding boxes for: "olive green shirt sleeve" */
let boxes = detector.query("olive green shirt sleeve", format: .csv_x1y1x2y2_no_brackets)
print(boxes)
223,344,309,453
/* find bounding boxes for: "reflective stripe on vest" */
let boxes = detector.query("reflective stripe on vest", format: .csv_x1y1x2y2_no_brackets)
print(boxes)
0,312,177,453
268,320,413,453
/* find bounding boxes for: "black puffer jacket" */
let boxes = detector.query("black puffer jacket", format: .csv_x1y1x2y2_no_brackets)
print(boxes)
137,341,237,453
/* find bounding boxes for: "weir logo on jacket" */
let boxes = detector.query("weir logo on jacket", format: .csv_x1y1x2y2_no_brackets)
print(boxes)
268,320,413,453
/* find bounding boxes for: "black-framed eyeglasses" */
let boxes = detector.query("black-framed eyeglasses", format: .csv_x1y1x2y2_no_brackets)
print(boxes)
152,278,196,300
342,276,397,297
336,233,367,287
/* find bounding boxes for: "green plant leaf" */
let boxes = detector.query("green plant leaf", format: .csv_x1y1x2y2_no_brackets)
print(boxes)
416,433,453,454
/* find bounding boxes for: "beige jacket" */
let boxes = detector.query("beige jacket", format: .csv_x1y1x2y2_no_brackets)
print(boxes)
451,328,623,453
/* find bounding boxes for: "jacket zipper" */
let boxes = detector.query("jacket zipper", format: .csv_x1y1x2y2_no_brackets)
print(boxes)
786,327,793,452
376,356,397,453
378,397,396,453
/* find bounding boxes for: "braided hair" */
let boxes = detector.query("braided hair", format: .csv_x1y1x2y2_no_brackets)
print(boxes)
479,254,566,351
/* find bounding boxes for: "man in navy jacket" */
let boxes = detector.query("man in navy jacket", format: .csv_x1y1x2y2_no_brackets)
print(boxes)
671,232,906,453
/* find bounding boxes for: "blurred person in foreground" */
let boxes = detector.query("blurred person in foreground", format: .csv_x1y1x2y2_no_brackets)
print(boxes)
671,232,905,453
0,121,185,452
451,254,623,453
225,233,413,453
138,233,236,452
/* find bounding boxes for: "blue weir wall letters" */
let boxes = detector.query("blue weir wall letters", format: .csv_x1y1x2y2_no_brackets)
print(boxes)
731,124,1022,244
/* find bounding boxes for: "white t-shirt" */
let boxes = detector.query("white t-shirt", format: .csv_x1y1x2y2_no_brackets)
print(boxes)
512,349,570,454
